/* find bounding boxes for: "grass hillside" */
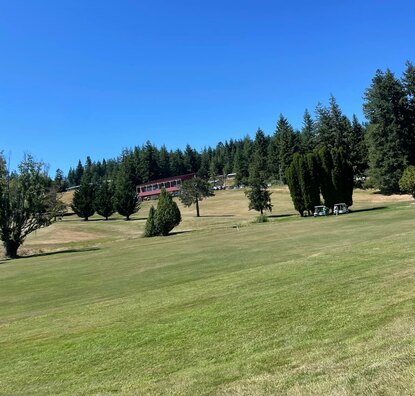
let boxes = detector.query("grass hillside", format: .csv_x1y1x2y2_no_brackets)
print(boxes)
0,188,414,395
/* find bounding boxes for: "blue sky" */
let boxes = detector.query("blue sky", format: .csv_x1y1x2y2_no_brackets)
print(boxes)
1,0,414,173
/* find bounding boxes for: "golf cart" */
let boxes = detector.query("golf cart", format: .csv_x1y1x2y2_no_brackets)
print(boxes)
333,203,348,215
314,205,329,217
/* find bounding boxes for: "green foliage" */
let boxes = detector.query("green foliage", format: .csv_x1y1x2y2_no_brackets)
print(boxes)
299,109,316,153
179,177,214,217
253,214,269,223
94,180,115,220
114,168,139,220
0,155,54,258
286,154,307,216
274,115,299,183
245,182,272,215
144,206,159,237
71,173,96,221
155,188,181,236
331,148,354,206
317,147,336,209
399,165,415,198
363,68,411,193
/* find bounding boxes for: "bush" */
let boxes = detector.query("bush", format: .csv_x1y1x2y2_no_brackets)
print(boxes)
253,214,269,223
144,206,159,237
156,189,181,235
399,165,415,198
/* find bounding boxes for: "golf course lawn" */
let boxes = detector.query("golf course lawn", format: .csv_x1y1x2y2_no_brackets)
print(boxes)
0,189,414,395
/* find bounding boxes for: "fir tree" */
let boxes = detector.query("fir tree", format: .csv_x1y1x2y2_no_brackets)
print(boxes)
114,168,139,220
300,109,316,153
71,173,96,221
364,69,409,192
275,115,299,183
94,180,115,220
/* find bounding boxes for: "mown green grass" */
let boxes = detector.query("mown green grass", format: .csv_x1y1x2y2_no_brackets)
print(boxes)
0,191,414,395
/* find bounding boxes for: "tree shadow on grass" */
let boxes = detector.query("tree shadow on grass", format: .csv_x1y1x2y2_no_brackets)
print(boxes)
268,213,296,219
349,206,388,214
168,230,193,236
198,215,235,218
0,248,101,263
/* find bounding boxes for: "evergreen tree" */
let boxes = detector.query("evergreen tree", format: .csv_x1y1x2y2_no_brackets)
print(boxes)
158,145,171,178
402,61,415,164
144,206,159,237
179,177,214,217
249,129,269,183
114,167,139,220
300,109,316,153
233,146,249,185
399,165,415,198
183,144,199,173
71,173,96,221
331,148,354,206
349,115,368,177
317,147,336,209
197,149,210,179
140,141,161,182
74,160,84,185
315,96,352,150
275,115,299,183
155,188,181,235
304,152,321,210
364,69,409,192
94,180,115,220
286,154,307,216
245,182,272,215
170,149,186,176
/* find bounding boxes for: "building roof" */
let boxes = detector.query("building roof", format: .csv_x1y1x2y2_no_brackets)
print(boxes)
137,173,195,188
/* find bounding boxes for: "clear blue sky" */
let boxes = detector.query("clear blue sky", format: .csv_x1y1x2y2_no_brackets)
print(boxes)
1,0,414,173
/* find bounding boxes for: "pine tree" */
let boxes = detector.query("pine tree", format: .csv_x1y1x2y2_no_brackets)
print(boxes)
71,173,96,221
114,168,139,220
94,180,115,220
245,182,272,215
155,189,181,236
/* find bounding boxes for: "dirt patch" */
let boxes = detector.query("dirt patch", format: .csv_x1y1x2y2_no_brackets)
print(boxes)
27,229,102,245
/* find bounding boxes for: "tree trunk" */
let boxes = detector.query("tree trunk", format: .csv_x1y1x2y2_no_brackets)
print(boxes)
126,215,130,221
5,240,20,259
196,199,200,217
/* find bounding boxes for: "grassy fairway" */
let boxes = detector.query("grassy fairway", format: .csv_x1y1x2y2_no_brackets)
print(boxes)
0,189,414,394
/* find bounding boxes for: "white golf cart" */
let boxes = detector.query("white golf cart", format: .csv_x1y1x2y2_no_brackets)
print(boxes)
314,205,329,217
333,203,348,215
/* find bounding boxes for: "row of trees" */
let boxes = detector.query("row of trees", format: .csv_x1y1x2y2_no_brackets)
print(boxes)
286,148,354,216
61,61,414,195
61,99,367,190
71,167,138,221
